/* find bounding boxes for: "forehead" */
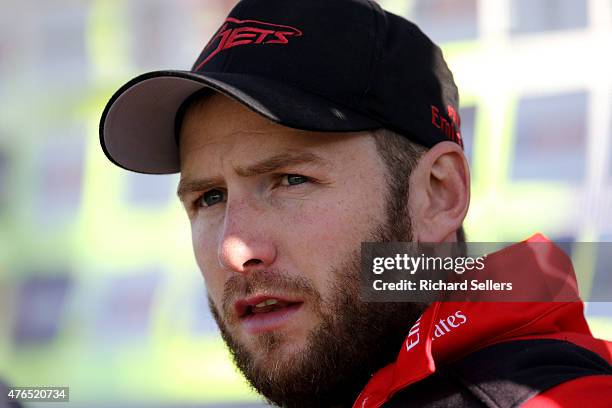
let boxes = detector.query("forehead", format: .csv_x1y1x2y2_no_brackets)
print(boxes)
178,93,376,171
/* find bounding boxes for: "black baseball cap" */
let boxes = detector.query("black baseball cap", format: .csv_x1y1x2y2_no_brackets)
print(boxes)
100,0,462,174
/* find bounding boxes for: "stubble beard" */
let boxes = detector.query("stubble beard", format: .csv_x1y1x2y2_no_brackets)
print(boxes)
208,188,427,407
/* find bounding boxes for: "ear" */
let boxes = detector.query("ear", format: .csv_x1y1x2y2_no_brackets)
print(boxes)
408,142,470,242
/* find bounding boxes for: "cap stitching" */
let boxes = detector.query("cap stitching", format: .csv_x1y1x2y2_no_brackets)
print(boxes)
361,0,385,112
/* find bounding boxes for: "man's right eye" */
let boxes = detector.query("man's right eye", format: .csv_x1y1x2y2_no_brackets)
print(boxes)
197,189,226,208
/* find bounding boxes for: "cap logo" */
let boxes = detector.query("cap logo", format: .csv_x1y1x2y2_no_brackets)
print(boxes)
195,17,303,70
431,105,463,147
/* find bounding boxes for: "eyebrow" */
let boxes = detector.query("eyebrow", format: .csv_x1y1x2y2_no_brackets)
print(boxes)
176,151,331,199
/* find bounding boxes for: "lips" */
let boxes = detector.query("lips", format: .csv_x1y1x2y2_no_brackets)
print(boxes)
235,295,302,317
234,295,304,334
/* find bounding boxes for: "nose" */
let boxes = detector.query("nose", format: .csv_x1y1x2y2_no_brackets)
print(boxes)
217,203,277,274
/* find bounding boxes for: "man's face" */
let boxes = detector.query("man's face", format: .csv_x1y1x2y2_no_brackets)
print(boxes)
178,94,423,407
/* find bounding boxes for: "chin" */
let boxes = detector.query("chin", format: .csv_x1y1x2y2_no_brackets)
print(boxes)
244,326,312,364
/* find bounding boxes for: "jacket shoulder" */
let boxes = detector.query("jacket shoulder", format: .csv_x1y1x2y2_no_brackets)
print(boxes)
523,375,612,408
384,338,612,408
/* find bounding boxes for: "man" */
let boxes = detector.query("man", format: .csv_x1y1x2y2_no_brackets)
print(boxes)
99,0,612,406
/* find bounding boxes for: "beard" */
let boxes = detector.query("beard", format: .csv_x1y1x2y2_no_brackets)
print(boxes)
208,183,427,408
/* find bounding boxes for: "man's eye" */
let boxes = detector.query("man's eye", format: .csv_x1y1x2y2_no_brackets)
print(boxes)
198,189,226,207
283,174,309,186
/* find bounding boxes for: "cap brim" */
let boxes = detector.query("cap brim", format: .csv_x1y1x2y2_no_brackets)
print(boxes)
99,70,382,174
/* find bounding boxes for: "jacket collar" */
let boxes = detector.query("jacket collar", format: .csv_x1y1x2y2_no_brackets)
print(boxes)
353,234,592,408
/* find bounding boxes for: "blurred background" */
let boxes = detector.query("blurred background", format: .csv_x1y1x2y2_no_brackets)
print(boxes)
1,0,611,406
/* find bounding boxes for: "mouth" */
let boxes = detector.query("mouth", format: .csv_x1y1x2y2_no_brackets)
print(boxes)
234,295,304,334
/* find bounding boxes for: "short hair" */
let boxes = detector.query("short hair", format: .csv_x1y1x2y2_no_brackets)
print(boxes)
371,128,466,243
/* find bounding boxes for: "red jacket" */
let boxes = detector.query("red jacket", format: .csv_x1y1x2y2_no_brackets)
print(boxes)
353,235,612,408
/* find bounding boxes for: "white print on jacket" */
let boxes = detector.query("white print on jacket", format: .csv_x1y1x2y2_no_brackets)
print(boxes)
405,310,469,352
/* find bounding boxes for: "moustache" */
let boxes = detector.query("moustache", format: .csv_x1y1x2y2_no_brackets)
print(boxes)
221,269,321,323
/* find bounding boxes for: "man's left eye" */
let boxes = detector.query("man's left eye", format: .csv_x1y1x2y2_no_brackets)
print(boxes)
282,174,309,186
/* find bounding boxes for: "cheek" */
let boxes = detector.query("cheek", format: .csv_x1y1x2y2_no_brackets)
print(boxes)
190,219,225,307
280,191,386,293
